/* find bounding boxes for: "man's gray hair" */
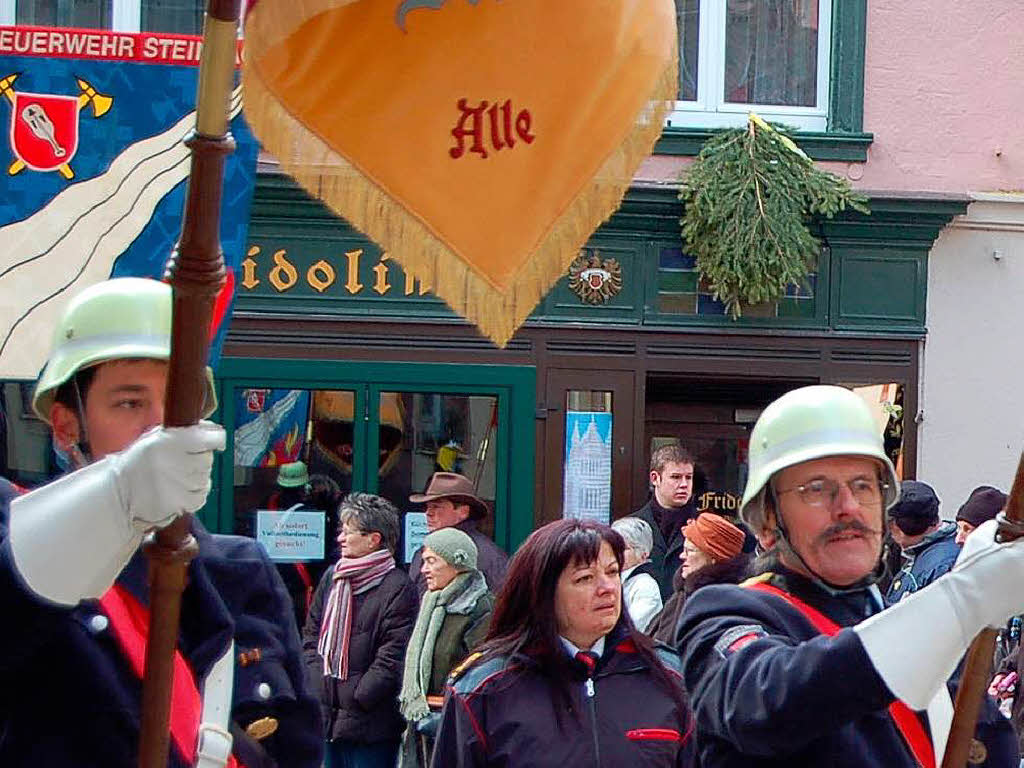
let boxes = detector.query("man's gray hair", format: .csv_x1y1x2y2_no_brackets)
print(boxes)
612,517,654,559
339,492,400,554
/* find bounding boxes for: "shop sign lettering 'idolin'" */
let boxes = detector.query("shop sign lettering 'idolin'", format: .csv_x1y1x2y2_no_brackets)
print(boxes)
241,245,431,298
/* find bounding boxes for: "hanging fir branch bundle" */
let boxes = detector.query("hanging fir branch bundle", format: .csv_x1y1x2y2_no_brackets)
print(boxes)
679,114,869,318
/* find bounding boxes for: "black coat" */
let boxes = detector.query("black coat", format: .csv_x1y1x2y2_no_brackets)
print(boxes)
675,567,1018,768
431,622,693,768
0,491,322,768
648,553,752,645
408,519,508,597
303,564,417,743
631,499,697,600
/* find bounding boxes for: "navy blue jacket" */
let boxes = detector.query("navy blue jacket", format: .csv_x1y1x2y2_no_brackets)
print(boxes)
886,523,960,604
432,621,693,767
0,488,322,768
676,567,1017,768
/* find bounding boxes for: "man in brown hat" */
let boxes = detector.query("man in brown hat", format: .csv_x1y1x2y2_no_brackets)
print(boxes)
407,472,509,596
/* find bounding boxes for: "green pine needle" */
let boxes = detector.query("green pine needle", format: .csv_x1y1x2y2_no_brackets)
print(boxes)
679,117,869,318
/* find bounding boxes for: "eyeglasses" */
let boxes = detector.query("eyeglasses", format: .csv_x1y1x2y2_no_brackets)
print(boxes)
775,477,887,509
339,527,368,538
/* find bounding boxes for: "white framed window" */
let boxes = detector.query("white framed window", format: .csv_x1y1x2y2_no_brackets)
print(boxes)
2,0,206,34
669,0,832,132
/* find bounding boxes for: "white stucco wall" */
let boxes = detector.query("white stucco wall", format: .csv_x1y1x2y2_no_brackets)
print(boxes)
918,195,1024,515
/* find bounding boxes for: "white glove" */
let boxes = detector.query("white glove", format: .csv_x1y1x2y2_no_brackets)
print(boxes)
854,518,1024,709
9,422,225,605
108,421,225,530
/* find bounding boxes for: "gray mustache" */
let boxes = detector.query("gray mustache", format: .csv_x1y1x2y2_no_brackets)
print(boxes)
817,521,881,542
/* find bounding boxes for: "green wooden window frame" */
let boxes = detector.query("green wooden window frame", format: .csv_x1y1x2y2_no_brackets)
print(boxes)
655,0,871,161
204,358,536,552
643,241,829,328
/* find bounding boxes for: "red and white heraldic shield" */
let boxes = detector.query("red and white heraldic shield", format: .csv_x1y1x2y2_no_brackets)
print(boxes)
10,91,80,171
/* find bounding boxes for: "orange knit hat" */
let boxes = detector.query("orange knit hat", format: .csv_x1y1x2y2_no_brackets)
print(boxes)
682,513,745,562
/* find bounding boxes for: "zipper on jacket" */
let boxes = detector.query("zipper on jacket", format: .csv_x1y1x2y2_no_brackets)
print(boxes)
585,676,600,766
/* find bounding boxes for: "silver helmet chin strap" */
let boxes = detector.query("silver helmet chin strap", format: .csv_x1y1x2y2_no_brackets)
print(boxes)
767,485,886,599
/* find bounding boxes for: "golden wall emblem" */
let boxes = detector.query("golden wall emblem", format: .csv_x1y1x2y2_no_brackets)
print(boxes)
567,252,622,305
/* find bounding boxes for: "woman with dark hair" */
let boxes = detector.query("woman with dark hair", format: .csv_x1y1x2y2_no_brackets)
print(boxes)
430,519,693,767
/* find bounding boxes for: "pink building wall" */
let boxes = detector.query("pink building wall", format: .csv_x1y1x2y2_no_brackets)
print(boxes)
637,0,1024,194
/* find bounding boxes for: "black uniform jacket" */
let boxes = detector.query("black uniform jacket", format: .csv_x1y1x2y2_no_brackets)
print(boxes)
0,490,322,768
677,567,926,768
431,621,693,768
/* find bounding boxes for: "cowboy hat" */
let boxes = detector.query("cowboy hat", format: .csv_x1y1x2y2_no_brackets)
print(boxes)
409,472,489,520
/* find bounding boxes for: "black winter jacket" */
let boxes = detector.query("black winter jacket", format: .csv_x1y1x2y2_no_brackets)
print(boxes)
649,553,752,645
408,519,508,597
995,628,1024,755
303,564,417,743
431,622,693,767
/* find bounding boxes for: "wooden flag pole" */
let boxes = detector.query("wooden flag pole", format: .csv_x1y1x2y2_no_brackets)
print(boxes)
941,453,1024,768
138,1,240,766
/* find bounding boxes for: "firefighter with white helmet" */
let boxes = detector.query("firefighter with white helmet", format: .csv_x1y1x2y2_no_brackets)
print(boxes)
738,384,900,592
0,278,322,767
675,385,1021,768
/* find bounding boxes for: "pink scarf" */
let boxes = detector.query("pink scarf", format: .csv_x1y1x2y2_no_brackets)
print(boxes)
318,548,395,679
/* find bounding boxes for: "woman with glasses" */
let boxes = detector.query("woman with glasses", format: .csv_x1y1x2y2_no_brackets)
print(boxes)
648,513,750,645
303,492,418,768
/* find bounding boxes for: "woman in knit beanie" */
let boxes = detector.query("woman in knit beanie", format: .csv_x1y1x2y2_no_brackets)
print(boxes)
399,528,494,767
649,513,751,644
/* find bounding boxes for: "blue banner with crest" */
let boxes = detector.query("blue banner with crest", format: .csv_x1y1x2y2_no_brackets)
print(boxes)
0,25,258,379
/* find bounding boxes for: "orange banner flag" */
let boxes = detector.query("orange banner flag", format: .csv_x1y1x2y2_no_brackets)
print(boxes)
243,0,677,346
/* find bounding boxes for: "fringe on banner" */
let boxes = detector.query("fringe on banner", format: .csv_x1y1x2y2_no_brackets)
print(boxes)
243,3,678,348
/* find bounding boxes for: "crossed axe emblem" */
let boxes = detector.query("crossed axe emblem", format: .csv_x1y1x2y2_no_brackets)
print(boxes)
0,73,113,180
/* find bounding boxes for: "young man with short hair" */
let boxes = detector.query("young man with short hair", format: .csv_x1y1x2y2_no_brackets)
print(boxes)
1,278,322,768
631,443,697,598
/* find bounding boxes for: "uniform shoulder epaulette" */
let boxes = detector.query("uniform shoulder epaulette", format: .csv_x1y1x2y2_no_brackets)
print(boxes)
739,571,774,588
448,651,484,684
448,653,512,694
